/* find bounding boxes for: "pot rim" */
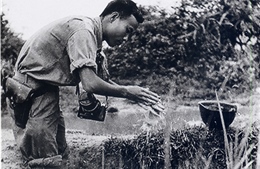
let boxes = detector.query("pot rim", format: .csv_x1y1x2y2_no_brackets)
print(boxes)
198,100,237,110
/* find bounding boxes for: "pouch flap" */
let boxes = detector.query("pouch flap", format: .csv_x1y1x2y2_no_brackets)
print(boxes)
5,78,34,103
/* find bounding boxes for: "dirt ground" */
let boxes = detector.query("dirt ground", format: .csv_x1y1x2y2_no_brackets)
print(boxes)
1,128,121,169
1,90,260,169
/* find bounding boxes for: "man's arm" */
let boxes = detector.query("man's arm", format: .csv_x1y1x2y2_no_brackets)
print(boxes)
78,67,160,105
108,79,119,86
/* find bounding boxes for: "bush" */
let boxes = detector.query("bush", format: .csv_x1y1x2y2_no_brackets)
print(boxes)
105,0,260,98
1,12,24,114
1,12,24,71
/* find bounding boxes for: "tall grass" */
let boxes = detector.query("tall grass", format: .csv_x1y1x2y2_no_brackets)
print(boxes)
215,90,258,169
215,90,230,166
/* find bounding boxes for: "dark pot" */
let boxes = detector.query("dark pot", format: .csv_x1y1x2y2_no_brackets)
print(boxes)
198,100,237,130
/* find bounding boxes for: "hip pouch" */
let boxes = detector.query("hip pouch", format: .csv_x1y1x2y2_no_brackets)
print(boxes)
3,77,34,129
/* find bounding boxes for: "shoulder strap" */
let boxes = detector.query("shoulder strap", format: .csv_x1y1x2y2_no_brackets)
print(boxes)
76,84,80,97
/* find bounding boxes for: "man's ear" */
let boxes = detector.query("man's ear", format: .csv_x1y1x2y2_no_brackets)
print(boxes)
110,12,120,22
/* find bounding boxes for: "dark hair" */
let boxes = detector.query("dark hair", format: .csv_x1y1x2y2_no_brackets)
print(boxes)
100,0,144,23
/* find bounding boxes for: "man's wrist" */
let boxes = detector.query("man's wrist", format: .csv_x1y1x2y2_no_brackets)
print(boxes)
120,86,129,98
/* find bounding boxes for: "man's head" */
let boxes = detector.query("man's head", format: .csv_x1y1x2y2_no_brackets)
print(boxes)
100,0,144,47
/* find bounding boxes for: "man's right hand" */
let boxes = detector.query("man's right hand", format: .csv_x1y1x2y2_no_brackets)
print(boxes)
124,86,165,116
124,86,160,104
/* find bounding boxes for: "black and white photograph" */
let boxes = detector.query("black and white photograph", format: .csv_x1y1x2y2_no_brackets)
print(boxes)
1,0,260,168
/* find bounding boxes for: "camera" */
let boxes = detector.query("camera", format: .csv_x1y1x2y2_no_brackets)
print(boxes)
77,92,107,121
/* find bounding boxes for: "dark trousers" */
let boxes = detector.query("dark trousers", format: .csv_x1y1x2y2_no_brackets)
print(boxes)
9,86,68,166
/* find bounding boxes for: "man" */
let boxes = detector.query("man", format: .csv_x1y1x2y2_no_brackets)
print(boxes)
7,0,162,168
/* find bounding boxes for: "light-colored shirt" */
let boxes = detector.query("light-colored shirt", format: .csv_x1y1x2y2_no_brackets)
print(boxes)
16,16,105,86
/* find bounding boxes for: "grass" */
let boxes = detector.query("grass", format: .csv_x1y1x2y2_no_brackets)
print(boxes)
216,93,258,169
73,125,258,169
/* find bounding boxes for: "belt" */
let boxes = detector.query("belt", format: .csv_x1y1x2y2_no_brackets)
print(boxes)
13,72,43,90
13,72,56,98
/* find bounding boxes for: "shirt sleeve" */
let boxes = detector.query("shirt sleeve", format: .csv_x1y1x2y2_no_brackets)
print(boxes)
67,29,98,73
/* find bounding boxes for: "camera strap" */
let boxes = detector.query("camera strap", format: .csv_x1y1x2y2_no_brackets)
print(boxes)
76,49,110,108
76,84,109,108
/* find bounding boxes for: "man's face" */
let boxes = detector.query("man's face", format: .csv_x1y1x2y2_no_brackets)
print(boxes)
105,14,139,47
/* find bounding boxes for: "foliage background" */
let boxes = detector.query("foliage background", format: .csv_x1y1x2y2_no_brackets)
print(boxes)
105,0,260,99
1,13,24,111
1,13,24,75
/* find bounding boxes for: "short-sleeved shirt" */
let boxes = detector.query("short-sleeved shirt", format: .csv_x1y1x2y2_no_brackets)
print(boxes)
15,16,105,86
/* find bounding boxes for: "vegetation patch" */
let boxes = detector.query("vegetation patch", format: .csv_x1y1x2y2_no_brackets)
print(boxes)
75,124,258,169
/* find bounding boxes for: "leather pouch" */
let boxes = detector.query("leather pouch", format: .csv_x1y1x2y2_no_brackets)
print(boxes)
4,77,34,128
4,77,34,103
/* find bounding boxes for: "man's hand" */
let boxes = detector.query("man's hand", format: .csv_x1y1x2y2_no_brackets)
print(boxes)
124,86,165,117
124,86,160,104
